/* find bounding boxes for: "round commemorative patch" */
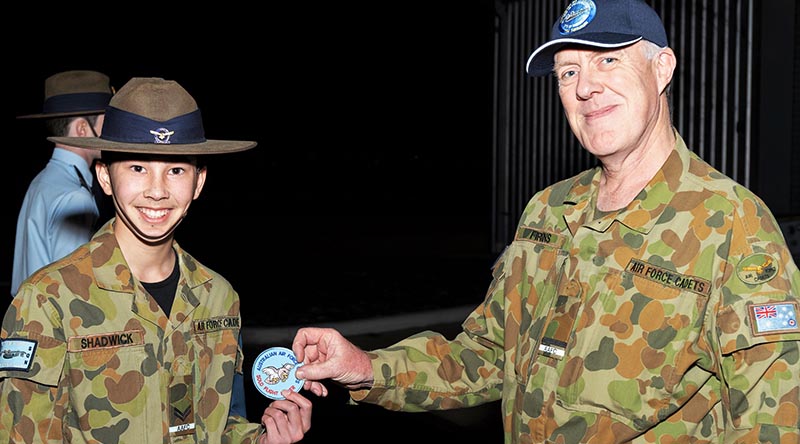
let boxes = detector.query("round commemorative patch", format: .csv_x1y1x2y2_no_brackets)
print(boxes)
559,0,597,35
252,347,304,400
736,253,779,285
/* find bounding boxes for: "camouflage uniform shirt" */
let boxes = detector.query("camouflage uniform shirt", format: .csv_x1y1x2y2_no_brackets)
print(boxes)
0,220,263,443
352,135,800,443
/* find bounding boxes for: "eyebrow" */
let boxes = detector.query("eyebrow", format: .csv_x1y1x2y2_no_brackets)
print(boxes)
555,46,630,67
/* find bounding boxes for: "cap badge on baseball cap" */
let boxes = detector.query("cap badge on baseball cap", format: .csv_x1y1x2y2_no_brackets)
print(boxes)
525,0,669,77
559,0,597,34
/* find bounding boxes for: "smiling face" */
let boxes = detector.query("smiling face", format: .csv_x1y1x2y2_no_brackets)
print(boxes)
96,154,207,247
553,41,675,163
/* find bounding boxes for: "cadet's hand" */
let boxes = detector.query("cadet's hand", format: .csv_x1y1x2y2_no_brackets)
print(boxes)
293,327,373,394
259,390,312,444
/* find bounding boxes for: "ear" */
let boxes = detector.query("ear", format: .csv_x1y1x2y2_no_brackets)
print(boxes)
74,118,91,137
654,47,676,95
192,166,207,200
94,161,113,196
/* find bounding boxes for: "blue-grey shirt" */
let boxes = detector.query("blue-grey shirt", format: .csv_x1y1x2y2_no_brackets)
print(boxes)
12,148,98,296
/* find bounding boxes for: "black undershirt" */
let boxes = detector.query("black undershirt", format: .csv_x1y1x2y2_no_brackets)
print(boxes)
142,252,180,316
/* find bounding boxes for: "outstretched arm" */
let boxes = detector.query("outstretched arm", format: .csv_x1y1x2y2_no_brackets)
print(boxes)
292,327,373,396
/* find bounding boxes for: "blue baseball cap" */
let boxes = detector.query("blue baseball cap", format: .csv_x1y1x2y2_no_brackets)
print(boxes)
526,0,668,77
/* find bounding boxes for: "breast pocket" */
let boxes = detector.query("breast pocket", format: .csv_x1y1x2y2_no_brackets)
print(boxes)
190,327,239,430
65,330,148,437
506,240,569,385
557,268,710,432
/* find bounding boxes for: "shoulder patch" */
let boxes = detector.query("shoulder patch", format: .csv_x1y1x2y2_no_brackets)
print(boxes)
748,302,799,336
0,338,38,372
736,253,779,285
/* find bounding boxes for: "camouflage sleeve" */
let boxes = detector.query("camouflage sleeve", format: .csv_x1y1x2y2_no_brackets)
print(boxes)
352,328,505,411
222,335,264,442
713,194,800,440
222,415,263,444
0,288,68,443
352,250,509,411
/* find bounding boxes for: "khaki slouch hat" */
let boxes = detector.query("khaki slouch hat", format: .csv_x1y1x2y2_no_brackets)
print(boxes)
49,77,256,155
17,70,113,119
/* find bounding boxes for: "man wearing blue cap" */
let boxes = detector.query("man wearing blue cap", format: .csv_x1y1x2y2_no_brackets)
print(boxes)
12,70,114,298
289,0,800,442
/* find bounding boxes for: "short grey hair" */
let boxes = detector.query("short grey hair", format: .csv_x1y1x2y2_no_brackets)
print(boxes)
641,40,665,60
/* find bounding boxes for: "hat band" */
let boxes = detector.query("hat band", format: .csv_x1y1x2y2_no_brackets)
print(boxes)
42,92,113,114
101,107,206,145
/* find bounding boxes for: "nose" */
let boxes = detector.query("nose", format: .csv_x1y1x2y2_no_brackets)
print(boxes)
575,69,603,100
143,175,169,200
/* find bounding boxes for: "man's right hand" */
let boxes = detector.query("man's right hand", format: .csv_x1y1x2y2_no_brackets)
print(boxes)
292,327,374,396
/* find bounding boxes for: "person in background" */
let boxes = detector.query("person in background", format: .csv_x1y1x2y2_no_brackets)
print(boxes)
290,0,800,442
12,70,114,297
0,77,311,443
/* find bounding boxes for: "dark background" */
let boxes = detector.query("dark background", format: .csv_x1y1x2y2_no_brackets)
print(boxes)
5,2,498,315
10,3,795,442
5,2,504,441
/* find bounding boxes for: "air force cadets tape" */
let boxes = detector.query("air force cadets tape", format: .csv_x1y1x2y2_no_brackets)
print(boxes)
252,347,304,400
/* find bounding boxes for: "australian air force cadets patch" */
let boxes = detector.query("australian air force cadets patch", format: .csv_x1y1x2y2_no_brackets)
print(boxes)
0,338,37,371
252,347,304,400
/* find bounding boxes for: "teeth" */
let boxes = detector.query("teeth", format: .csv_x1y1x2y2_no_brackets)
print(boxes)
140,208,168,218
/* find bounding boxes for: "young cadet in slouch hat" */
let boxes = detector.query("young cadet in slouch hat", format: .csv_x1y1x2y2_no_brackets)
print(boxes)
290,0,800,443
0,78,310,444
12,70,114,298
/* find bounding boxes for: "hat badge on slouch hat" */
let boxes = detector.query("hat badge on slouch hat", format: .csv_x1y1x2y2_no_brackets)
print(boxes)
525,0,669,77
17,70,113,119
47,77,257,155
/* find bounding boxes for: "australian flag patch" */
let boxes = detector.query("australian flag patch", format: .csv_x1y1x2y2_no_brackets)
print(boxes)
749,302,799,335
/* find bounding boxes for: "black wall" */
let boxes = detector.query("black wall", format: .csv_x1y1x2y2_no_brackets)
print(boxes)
5,3,497,306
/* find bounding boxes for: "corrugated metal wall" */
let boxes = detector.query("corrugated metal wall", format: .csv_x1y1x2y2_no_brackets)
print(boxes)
491,0,756,251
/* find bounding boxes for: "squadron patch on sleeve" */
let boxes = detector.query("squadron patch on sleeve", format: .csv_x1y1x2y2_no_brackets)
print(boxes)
748,302,799,336
736,253,779,285
0,338,37,372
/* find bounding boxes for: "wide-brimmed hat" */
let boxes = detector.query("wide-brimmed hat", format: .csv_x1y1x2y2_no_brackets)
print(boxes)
48,77,257,154
17,70,113,119
526,0,668,77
